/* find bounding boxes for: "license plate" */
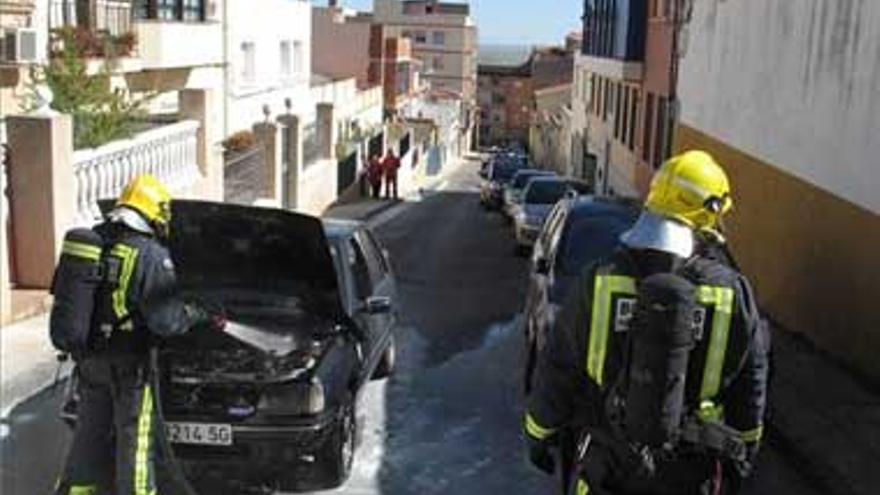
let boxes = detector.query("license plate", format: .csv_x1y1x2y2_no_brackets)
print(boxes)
166,422,233,446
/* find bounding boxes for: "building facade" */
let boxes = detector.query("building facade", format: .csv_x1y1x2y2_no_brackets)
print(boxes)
477,42,574,149
476,62,531,147
373,0,477,105
571,0,677,196
225,0,311,135
674,0,880,382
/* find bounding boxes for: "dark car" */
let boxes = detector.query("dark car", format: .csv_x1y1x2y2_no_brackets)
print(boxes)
156,201,398,492
522,195,640,393
479,153,526,210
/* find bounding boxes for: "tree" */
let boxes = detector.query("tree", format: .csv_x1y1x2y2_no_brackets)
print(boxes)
25,27,152,149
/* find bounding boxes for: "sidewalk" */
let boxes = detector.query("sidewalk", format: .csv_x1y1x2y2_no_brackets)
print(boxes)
0,313,70,421
767,327,880,495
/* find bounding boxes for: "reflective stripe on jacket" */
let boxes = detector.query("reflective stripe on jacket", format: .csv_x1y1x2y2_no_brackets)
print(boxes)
525,250,769,449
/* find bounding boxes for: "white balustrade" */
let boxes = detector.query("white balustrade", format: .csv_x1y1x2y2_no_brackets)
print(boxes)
72,120,200,226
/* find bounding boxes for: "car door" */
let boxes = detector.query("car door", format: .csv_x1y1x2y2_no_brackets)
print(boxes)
345,235,381,366
526,203,567,317
353,229,396,371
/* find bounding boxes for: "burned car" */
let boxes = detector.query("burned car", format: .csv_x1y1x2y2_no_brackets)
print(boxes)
159,201,398,492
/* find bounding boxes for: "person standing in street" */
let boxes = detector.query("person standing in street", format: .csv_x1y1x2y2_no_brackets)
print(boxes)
51,174,222,495
383,149,401,200
524,151,770,495
367,154,383,199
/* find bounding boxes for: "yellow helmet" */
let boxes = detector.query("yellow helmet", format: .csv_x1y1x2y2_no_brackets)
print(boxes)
116,174,172,233
645,150,733,233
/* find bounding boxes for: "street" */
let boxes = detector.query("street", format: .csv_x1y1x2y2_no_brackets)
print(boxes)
2,159,818,494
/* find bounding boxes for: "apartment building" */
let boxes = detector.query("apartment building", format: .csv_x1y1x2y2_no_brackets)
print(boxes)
571,0,675,196
225,0,311,135
373,0,477,105
476,60,531,147
674,0,880,382
477,42,574,149
313,4,422,116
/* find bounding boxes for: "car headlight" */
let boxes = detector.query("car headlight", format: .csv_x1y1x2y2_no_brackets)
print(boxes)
257,378,325,416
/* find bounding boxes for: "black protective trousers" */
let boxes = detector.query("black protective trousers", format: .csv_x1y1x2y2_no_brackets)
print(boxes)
56,355,158,495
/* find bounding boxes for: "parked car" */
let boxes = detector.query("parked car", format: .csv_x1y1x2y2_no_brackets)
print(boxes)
503,169,556,219
513,177,575,254
157,201,398,492
522,195,640,393
480,154,526,210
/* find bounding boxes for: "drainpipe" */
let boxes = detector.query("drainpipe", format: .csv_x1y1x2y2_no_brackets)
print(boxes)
665,0,692,161
222,0,230,138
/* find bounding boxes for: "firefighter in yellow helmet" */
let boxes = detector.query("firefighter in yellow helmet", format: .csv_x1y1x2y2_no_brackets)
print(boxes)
524,151,769,494
51,174,222,495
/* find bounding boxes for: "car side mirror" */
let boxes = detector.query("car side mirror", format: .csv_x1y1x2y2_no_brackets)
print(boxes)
362,296,392,315
535,257,550,275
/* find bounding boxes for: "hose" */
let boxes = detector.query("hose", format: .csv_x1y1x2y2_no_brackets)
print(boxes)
149,347,202,495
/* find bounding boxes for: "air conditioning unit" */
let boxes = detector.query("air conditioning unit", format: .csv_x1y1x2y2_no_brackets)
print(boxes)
1,28,39,64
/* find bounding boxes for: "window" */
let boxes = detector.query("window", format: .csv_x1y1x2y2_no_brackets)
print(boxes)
432,56,444,71
356,231,388,285
156,0,176,20
614,83,622,139
654,97,669,169
432,31,446,45
280,41,291,78
628,89,639,151
620,86,629,144
182,0,203,21
348,239,372,300
603,79,611,121
241,42,256,84
492,92,506,105
414,31,427,44
643,92,654,162
293,41,303,74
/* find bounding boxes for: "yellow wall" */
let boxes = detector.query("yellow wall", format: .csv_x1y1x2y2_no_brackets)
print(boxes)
675,124,880,383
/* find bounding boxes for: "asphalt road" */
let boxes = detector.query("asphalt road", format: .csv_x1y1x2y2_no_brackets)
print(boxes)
1,157,818,494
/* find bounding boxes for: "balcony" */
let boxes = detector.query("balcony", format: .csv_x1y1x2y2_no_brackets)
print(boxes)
49,0,138,60
580,0,646,81
133,0,221,69
134,19,221,69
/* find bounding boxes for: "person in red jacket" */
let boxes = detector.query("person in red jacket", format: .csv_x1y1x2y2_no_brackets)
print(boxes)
367,154,383,199
382,149,401,200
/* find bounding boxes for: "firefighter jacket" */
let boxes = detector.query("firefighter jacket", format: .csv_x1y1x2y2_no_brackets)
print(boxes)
89,221,199,356
525,249,770,460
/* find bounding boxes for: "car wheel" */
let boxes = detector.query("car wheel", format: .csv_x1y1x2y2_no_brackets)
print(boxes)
317,405,356,488
372,333,396,379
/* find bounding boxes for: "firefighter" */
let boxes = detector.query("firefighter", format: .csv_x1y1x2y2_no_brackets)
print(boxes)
524,151,770,494
53,175,221,495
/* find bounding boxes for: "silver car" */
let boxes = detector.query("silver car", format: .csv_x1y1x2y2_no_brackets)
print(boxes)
513,177,574,253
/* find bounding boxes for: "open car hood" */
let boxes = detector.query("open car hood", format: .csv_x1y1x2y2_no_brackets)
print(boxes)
169,201,344,319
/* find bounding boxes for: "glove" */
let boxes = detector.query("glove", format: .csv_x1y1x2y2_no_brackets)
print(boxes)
527,436,556,475
185,302,226,331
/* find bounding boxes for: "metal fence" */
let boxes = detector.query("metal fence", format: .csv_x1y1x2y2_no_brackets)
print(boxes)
72,120,200,225
50,0,134,37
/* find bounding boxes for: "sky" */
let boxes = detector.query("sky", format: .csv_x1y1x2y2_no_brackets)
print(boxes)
314,0,581,46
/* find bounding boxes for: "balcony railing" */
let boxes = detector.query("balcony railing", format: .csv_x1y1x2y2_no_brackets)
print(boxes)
50,0,134,37
72,119,200,225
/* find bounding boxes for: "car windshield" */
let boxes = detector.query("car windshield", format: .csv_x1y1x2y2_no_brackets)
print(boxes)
558,215,635,275
491,162,521,182
512,171,549,189
525,181,569,204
